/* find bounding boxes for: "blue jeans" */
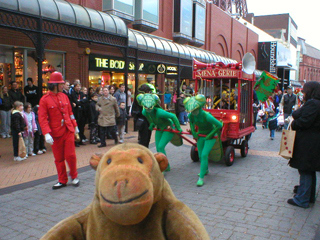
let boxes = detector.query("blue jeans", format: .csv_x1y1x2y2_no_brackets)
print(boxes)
0,110,10,136
293,170,316,208
270,129,275,138
179,111,188,124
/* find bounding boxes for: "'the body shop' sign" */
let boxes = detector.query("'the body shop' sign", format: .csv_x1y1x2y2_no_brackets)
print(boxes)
89,55,126,71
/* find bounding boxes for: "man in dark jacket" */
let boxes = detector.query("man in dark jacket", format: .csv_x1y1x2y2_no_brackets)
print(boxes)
70,83,88,146
280,86,298,129
9,81,25,104
89,93,99,144
176,92,188,125
24,78,39,107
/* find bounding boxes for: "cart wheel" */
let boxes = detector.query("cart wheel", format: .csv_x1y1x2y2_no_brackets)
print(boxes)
240,140,249,157
190,146,199,162
245,133,252,141
224,146,235,166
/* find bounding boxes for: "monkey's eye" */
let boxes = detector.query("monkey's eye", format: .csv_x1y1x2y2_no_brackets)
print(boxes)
137,157,143,164
107,158,112,164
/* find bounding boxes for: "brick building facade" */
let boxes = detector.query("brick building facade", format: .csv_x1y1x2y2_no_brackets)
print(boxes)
0,0,258,95
298,38,320,83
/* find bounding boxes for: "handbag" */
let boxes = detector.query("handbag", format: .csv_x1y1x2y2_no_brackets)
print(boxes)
279,121,296,159
18,135,27,158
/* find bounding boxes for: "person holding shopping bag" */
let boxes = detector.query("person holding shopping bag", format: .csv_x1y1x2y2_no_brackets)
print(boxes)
287,81,320,208
39,72,80,190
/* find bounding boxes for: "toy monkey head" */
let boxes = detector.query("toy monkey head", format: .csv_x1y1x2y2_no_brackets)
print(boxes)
89,143,168,225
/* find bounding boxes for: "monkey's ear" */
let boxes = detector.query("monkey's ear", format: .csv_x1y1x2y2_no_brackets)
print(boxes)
89,153,103,171
154,153,168,172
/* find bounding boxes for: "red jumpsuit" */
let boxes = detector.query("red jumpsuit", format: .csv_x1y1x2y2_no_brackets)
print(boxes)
39,91,78,184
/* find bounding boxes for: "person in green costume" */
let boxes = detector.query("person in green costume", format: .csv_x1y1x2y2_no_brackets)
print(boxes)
184,94,223,186
137,93,182,171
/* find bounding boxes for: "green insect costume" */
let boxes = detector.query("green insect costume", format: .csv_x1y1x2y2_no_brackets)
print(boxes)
137,93,182,171
184,94,223,186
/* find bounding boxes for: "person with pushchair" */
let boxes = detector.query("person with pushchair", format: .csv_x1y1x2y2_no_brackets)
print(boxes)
279,86,298,129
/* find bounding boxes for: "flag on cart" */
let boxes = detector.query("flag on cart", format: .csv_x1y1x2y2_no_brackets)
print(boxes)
254,71,279,102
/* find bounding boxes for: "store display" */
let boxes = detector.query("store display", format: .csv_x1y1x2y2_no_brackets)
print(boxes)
14,51,24,90
42,64,55,94
0,64,3,87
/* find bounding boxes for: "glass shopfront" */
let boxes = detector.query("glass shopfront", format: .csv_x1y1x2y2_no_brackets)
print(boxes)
27,50,64,94
0,45,64,95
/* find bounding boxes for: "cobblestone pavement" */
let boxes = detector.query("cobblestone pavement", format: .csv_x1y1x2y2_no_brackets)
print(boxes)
0,124,320,240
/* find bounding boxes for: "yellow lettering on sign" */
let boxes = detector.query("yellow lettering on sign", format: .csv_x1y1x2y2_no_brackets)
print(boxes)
139,63,144,71
95,58,109,68
129,62,135,70
110,60,125,69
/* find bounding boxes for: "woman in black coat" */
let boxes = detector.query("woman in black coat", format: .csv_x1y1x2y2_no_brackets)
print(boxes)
131,84,153,148
287,81,320,208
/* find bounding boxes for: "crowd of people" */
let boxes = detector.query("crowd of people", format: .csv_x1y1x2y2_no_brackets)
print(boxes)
2,75,320,207
0,76,132,163
254,86,302,140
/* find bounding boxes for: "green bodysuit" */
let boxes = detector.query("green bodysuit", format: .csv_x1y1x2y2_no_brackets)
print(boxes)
137,93,182,171
184,94,223,186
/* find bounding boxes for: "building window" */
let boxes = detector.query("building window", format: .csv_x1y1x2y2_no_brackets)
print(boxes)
190,0,206,47
133,0,159,32
173,0,193,44
103,0,135,22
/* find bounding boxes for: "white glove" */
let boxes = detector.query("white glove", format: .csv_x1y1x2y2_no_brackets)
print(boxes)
75,126,79,134
45,133,54,145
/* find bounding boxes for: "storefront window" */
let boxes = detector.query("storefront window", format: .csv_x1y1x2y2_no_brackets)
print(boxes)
27,50,64,94
164,78,177,111
0,46,13,89
14,50,24,91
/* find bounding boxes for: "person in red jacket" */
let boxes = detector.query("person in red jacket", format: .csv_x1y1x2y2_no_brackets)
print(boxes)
39,72,80,190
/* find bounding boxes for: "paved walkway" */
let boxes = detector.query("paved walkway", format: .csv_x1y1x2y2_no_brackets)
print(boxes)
0,122,320,239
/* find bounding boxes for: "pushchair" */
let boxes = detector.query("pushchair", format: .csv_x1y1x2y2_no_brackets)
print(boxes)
276,112,284,131
258,110,268,129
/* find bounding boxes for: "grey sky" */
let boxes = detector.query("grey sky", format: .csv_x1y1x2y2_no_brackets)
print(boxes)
246,0,320,49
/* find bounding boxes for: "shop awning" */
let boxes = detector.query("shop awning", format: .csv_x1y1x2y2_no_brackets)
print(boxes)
0,0,128,37
128,29,236,64
290,80,302,88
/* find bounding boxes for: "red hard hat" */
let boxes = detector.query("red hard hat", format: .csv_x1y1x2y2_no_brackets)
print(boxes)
48,72,65,84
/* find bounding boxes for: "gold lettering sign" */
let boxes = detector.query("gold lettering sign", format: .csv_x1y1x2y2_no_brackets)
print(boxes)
95,58,125,70
194,69,240,78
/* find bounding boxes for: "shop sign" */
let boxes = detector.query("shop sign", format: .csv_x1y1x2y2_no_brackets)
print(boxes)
269,41,277,74
166,65,178,76
193,68,241,79
257,42,277,74
89,55,126,71
157,64,166,74
128,62,145,71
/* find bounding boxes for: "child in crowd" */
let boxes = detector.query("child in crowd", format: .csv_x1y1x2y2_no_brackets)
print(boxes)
116,101,128,143
268,110,278,140
33,105,46,155
11,101,26,161
23,102,37,157
89,93,99,144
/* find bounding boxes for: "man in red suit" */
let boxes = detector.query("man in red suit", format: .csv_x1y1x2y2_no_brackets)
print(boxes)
39,72,80,190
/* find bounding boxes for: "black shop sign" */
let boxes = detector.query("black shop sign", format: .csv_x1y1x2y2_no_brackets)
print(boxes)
89,55,126,72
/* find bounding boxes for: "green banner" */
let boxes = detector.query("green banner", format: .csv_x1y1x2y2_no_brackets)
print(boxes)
254,71,279,102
